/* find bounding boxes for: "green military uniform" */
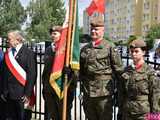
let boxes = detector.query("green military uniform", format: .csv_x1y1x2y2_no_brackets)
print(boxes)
80,39,123,120
120,39,160,120
153,66,160,112
154,46,160,112
121,63,160,120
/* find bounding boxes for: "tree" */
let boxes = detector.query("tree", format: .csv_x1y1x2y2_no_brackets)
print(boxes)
146,24,160,50
103,32,115,46
126,35,137,46
0,0,26,37
26,0,65,41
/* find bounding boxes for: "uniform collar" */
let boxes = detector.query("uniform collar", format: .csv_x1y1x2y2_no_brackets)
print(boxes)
92,39,103,48
131,62,147,73
135,63,143,71
13,43,23,53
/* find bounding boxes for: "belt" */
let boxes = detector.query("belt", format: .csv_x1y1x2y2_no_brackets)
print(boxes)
136,95,148,101
129,95,148,101
94,75,112,80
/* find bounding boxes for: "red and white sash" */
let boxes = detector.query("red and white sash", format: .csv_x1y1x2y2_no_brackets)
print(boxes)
5,49,26,85
5,49,35,110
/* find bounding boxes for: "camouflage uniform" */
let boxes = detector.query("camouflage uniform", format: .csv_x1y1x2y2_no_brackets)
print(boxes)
121,63,160,120
80,40,123,120
153,66,160,112
120,39,160,120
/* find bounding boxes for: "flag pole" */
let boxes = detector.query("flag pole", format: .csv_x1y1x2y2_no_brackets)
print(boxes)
62,0,74,119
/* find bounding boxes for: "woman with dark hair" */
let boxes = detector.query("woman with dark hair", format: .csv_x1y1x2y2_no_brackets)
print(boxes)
121,39,160,120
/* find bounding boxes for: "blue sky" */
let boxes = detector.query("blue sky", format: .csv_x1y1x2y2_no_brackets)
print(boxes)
19,0,91,26
78,0,91,26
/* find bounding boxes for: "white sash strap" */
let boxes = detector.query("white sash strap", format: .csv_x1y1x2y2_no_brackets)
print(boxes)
5,49,36,109
5,49,26,86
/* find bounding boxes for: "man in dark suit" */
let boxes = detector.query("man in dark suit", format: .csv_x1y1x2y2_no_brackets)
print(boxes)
42,26,75,120
1,30,37,120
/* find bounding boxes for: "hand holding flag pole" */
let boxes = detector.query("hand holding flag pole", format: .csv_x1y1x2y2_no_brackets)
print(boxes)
63,0,79,119
62,0,74,120
49,0,79,119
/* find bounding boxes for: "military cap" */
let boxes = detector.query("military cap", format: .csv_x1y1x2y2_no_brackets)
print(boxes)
49,25,62,34
90,16,104,27
129,39,146,48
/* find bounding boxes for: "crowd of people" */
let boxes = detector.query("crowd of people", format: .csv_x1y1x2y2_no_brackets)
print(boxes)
0,16,160,120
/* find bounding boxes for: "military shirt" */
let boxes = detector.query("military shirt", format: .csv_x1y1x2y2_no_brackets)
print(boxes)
80,39,123,97
121,63,160,118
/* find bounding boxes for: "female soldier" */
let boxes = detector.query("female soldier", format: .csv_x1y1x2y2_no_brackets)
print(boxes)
121,39,160,120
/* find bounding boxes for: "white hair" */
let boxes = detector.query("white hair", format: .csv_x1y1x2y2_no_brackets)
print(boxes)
8,30,25,42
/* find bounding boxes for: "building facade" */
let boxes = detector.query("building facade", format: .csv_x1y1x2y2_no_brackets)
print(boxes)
83,0,160,41
106,0,160,41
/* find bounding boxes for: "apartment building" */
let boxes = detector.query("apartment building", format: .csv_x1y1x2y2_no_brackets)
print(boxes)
83,11,90,34
107,0,160,41
142,0,160,37
83,0,160,41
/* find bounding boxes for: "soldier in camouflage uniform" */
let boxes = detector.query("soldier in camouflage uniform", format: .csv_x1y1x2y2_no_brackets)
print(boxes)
121,39,160,120
80,16,123,120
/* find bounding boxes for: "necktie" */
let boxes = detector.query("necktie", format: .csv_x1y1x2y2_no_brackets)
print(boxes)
11,48,16,56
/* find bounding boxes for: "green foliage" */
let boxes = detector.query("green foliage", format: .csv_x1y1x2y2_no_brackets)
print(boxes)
146,38,154,50
145,24,160,50
79,27,83,39
114,40,124,46
104,32,115,47
113,35,137,47
26,0,65,41
104,32,110,41
127,35,137,46
0,0,26,37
